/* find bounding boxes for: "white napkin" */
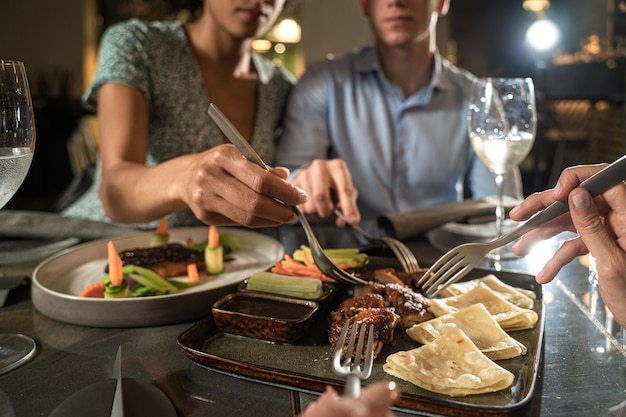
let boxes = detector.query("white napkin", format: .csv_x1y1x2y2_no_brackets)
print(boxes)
377,198,518,240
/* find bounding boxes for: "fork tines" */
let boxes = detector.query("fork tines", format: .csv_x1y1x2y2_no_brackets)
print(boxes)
332,320,374,376
417,247,478,298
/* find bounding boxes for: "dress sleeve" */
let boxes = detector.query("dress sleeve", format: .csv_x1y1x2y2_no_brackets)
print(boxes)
82,19,152,112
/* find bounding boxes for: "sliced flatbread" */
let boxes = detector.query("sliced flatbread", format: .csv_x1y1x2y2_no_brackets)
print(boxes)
383,327,515,397
437,274,535,309
406,303,526,360
428,283,538,331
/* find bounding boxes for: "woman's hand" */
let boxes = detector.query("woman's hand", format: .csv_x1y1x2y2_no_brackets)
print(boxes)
181,144,308,227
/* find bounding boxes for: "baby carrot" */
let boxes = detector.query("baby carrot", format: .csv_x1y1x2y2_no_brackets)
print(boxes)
107,241,124,287
187,263,200,283
205,225,224,275
208,225,219,249
150,217,170,247
156,216,168,235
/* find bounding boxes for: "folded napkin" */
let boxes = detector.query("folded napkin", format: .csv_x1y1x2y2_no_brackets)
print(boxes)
377,198,518,240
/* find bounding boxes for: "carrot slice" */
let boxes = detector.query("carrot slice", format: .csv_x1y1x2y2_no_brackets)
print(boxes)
156,216,169,235
80,281,106,298
108,241,124,287
208,225,219,249
270,254,335,283
187,263,200,283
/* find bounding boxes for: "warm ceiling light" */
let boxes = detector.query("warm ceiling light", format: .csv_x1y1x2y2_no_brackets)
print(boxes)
267,18,301,43
251,39,272,53
523,0,551,12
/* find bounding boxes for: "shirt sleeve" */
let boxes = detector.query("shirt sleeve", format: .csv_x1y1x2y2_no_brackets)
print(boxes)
275,61,334,175
82,19,152,112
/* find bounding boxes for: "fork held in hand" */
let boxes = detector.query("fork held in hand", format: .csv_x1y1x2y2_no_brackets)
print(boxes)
332,320,375,397
208,103,366,286
419,154,626,298
334,208,420,273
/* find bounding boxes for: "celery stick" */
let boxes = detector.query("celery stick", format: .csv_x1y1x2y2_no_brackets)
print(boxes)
123,265,179,294
293,245,367,267
219,234,241,252
247,271,323,299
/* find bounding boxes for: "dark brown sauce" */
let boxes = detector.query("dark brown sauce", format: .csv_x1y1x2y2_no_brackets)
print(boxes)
223,298,313,320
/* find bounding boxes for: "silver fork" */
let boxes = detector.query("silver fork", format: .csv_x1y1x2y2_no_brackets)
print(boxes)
208,103,367,286
331,320,375,397
334,208,420,273
418,154,626,298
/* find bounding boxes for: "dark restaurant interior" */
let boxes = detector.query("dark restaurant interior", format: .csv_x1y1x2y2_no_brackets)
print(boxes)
2,2,626,417
1,0,625,209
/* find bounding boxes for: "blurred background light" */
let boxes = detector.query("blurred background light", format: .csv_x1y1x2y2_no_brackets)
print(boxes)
268,18,301,43
522,0,551,12
251,39,272,53
526,19,560,51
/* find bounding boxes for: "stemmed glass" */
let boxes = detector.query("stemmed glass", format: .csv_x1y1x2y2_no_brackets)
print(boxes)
0,60,37,375
467,77,536,260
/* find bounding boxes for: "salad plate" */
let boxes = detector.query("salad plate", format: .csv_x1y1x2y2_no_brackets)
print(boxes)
32,227,284,327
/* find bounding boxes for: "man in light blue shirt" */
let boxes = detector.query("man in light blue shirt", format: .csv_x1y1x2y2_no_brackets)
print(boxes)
276,0,515,238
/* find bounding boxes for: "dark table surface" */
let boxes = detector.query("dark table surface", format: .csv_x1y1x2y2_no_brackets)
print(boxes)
0,211,624,417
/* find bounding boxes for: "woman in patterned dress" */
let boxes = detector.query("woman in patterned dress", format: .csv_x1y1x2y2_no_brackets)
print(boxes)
63,0,306,228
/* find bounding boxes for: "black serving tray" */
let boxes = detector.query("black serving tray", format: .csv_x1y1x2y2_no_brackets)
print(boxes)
178,268,544,417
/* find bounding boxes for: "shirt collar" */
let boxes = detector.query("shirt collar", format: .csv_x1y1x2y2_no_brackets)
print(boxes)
354,47,451,102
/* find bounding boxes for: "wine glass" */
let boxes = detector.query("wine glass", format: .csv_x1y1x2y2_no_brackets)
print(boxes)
0,60,37,375
467,77,536,260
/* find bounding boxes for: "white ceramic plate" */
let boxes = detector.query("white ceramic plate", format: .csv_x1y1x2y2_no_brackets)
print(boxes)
32,227,284,328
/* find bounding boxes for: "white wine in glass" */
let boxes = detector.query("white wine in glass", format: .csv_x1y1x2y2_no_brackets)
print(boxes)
467,77,536,260
0,60,37,375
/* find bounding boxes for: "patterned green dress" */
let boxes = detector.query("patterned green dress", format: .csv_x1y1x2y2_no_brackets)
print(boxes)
63,18,295,228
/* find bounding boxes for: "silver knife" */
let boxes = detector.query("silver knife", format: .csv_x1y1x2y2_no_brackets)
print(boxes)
208,103,270,171
110,345,125,417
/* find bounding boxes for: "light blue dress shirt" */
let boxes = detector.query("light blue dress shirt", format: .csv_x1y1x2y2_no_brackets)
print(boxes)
276,46,504,224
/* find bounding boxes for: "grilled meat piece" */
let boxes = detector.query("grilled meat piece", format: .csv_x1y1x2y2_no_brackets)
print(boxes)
329,293,386,323
384,283,434,329
360,267,428,288
329,307,399,359
352,282,433,329
338,293,386,310
105,243,206,278
353,282,387,297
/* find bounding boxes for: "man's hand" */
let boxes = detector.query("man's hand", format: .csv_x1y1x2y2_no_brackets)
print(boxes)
292,158,360,226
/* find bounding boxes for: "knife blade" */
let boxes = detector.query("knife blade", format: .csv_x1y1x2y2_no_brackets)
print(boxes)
110,345,124,417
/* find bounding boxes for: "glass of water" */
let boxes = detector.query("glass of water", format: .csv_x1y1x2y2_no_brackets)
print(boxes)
0,59,37,375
